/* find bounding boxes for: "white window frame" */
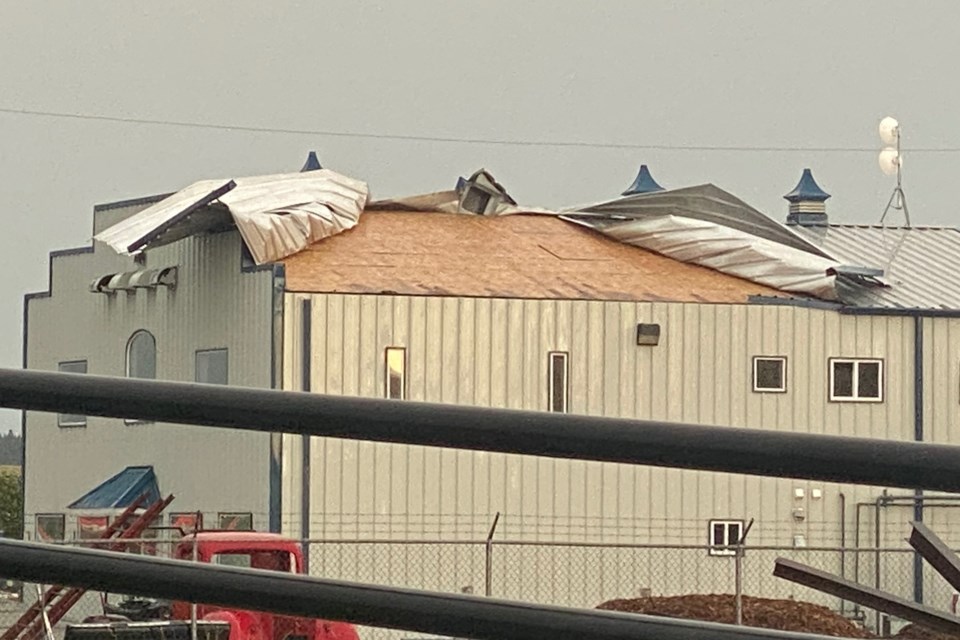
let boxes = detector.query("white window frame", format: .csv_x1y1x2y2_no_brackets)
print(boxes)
752,356,787,393
385,347,406,400
548,351,569,413
708,519,745,557
57,360,88,427
829,358,884,403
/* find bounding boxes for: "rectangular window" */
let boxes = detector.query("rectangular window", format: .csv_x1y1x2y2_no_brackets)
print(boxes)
830,358,883,402
170,512,203,537
218,512,254,531
753,356,786,393
385,347,406,400
78,515,109,540
35,514,65,542
548,352,569,413
57,360,88,427
196,349,229,385
708,519,744,556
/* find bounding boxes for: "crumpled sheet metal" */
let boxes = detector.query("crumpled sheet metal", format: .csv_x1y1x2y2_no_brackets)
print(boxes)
567,214,844,300
367,190,558,217
95,169,369,265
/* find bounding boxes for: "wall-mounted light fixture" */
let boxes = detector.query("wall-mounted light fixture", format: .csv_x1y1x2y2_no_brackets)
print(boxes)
636,323,661,346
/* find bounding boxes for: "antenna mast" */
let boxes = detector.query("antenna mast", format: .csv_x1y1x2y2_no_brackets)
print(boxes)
878,116,910,227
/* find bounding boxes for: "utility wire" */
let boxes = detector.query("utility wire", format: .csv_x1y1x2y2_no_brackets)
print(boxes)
2,105,960,153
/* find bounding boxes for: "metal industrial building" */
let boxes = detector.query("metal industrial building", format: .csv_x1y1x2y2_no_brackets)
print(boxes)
20,157,960,613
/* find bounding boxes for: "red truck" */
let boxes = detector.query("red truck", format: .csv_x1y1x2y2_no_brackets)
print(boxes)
171,532,358,640
71,531,359,640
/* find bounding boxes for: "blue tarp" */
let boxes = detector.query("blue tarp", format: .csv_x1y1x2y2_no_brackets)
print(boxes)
67,466,161,510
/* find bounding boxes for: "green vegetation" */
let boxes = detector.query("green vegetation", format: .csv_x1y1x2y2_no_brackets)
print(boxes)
0,468,21,538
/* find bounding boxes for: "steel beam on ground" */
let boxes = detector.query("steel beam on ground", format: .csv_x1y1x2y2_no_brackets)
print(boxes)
0,539,858,640
773,558,960,635
908,521,960,592
4,368,960,491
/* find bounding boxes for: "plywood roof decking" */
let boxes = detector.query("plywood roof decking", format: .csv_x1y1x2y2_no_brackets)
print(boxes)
281,211,786,303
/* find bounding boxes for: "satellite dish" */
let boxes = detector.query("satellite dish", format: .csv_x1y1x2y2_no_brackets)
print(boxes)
879,147,901,176
879,117,900,145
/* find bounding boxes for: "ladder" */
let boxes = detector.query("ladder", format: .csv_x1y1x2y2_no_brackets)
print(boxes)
2,493,175,640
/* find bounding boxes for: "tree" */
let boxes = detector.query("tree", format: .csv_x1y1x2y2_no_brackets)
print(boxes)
0,470,22,539
0,430,21,465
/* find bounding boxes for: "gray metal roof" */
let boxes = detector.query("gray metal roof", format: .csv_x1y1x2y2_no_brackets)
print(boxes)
790,224,960,310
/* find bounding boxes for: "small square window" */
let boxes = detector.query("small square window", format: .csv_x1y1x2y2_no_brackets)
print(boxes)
196,349,228,385
35,514,65,542
78,515,109,540
218,512,253,531
753,357,786,393
170,512,203,537
829,358,884,402
708,519,745,556
57,360,88,427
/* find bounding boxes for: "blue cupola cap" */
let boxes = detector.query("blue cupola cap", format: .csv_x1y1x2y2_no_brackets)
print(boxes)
784,168,830,226
622,164,665,196
783,168,831,203
301,151,323,172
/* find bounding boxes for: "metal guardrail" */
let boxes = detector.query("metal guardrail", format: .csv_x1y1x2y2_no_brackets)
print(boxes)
5,369,960,639
3,368,960,491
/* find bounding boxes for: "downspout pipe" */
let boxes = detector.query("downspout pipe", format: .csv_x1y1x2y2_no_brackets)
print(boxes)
914,316,925,603
301,299,312,572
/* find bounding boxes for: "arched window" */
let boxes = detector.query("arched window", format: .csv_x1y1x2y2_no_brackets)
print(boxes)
126,330,156,380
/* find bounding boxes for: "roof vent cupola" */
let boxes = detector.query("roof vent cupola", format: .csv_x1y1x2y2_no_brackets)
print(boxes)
784,168,831,226
622,164,665,196
301,151,323,172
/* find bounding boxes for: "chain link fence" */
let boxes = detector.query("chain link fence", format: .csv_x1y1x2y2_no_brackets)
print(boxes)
306,541,945,639
0,538,950,640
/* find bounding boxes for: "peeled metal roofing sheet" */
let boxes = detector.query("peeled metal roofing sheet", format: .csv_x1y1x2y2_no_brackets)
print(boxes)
94,169,369,265
563,214,842,300
67,465,161,510
577,184,830,258
791,224,960,309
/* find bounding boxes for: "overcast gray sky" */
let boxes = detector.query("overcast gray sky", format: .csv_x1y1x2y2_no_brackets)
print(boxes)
2,1,958,433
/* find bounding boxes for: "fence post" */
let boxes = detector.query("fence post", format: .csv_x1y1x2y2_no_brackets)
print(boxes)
735,518,755,626
485,513,501,597
191,532,198,640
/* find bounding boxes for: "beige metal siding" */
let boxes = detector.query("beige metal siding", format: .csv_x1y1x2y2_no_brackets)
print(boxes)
24,222,276,538
924,317,960,447
283,294,921,551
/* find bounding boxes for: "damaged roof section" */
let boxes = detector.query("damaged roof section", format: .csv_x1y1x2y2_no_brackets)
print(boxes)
369,168,556,217
95,169,369,265
281,210,785,303
562,184,848,300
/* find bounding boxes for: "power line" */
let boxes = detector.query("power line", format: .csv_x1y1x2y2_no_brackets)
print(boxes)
2,105,960,153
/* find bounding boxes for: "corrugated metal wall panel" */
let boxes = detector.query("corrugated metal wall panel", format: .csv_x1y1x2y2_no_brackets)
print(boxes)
286,293,932,548
24,223,275,538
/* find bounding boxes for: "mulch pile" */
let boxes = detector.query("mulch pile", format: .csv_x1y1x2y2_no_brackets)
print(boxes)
894,625,960,640
597,594,872,637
